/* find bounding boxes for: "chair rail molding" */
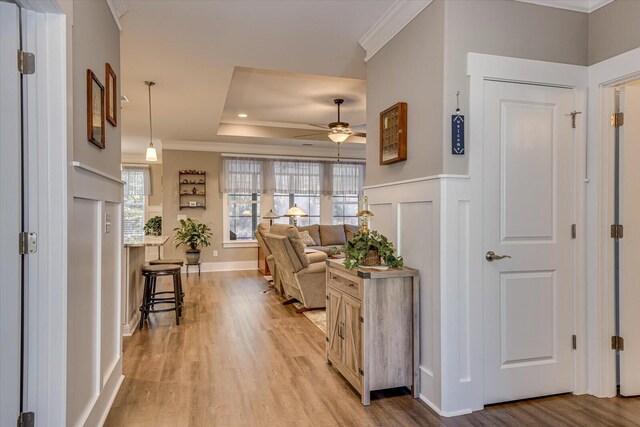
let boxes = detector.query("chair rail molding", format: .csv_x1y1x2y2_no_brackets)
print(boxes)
359,0,432,62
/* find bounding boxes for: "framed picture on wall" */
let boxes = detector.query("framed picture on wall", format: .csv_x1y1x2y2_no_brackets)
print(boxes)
87,69,105,149
105,63,117,126
379,102,407,165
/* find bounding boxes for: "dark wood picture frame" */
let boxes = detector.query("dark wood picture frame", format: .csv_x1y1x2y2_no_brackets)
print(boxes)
87,69,105,149
105,63,117,126
379,102,407,165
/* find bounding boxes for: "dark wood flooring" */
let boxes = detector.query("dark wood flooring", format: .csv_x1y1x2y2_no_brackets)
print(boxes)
105,270,640,426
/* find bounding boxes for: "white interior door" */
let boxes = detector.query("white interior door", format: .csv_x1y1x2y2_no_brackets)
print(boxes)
618,85,640,396
483,80,575,404
0,2,23,425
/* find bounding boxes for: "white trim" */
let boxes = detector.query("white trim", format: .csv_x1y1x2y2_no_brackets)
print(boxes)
94,374,125,427
221,152,365,163
467,53,588,411
419,394,472,418
162,139,365,159
363,174,469,190
587,46,640,398
72,161,125,184
223,240,259,249
121,311,140,337
16,0,63,13
359,0,432,62
105,0,127,31
122,163,150,169
514,0,614,13
183,260,257,273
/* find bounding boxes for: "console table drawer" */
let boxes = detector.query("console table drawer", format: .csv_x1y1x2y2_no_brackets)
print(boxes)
328,271,360,299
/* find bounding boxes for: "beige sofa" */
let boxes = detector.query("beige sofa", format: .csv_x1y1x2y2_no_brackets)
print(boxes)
265,224,328,311
296,224,360,255
255,223,282,294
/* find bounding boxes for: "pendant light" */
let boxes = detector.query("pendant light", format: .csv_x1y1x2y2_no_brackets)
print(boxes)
144,81,158,162
327,98,352,144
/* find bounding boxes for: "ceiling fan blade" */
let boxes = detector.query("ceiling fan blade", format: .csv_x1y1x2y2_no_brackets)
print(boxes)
351,123,367,130
351,131,366,137
306,123,330,129
294,132,328,138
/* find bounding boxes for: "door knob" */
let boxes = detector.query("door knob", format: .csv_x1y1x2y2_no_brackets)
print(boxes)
485,251,511,262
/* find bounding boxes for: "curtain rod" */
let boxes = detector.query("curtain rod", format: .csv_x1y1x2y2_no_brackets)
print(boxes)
220,153,365,163
122,163,151,169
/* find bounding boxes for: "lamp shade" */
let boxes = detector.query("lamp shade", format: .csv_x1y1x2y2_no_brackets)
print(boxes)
262,209,280,220
284,204,308,218
328,130,351,144
146,145,158,162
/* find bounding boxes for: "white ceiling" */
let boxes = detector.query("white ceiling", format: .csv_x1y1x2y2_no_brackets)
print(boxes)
119,0,395,157
514,0,614,13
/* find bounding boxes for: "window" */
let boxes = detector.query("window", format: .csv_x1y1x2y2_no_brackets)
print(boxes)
332,194,359,225
122,167,150,244
228,193,260,240
331,163,364,225
274,193,321,226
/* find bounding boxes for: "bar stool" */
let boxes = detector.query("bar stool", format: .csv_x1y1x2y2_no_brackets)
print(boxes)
149,259,185,304
139,264,183,329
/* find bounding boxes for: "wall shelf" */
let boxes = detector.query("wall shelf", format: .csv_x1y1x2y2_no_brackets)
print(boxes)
179,170,206,210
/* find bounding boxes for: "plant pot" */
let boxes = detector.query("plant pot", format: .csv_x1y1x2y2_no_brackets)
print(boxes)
361,247,381,266
186,248,201,264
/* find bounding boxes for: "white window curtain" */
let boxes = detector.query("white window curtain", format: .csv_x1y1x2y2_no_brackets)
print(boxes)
122,165,151,196
219,157,265,194
331,162,365,196
273,160,321,195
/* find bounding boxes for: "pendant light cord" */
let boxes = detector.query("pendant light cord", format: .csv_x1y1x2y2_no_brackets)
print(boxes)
147,82,153,146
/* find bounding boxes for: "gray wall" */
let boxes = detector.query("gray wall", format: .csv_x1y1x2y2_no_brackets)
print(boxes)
589,0,640,65
162,150,255,264
365,0,446,186
442,0,588,174
72,0,121,177
148,163,163,206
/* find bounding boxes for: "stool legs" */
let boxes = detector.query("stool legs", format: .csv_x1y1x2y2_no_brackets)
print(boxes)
139,271,183,329
173,272,180,325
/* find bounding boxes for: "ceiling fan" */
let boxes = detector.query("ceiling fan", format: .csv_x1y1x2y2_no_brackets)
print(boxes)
294,98,366,143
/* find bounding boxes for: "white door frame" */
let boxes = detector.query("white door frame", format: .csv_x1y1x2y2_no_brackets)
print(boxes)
467,53,588,410
588,46,640,398
17,1,68,425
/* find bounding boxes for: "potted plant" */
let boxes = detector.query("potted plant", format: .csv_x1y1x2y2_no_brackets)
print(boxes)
343,230,403,269
173,218,212,264
143,216,162,236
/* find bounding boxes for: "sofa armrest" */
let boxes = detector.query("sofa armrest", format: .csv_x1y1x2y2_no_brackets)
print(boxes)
302,261,326,275
306,251,328,264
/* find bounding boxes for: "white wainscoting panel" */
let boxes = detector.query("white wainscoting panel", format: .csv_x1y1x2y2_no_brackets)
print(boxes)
364,175,473,417
68,163,124,426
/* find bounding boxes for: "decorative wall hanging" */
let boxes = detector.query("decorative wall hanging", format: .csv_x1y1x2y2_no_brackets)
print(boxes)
452,91,464,155
105,63,117,126
87,69,105,149
379,102,407,165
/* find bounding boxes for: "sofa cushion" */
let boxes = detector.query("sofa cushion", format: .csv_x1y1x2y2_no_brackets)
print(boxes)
344,224,360,241
299,230,317,246
319,224,347,246
297,224,321,247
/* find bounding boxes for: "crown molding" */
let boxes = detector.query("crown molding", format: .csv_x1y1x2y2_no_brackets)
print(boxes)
514,0,614,13
162,139,365,160
359,0,432,63
105,0,127,31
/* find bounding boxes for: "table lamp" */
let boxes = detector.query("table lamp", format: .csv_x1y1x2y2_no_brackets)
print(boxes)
284,204,308,227
357,196,374,233
262,209,280,226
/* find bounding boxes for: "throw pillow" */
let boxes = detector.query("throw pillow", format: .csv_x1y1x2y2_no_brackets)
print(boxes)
299,230,317,246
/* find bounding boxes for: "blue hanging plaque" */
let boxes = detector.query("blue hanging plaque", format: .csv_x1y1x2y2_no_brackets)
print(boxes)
452,114,464,155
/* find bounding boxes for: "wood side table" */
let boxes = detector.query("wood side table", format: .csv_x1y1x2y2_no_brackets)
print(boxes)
325,259,419,405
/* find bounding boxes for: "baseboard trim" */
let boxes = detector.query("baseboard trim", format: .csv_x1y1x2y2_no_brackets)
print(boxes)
419,393,473,417
122,311,140,337
182,260,257,273
96,374,124,427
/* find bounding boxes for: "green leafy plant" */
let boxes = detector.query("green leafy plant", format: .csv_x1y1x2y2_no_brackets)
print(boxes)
144,216,162,236
343,230,403,269
173,218,212,251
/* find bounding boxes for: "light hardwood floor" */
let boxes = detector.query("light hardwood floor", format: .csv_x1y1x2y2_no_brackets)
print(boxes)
106,270,640,426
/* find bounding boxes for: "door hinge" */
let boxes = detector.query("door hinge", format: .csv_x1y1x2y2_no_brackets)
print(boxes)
612,336,625,351
572,334,577,350
19,232,37,255
17,412,35,427
17,50,35,75
611,112,624,127
571,224,577,239
611,224,624,240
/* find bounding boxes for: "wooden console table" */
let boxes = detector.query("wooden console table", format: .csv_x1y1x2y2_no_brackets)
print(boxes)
325,259,419,405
